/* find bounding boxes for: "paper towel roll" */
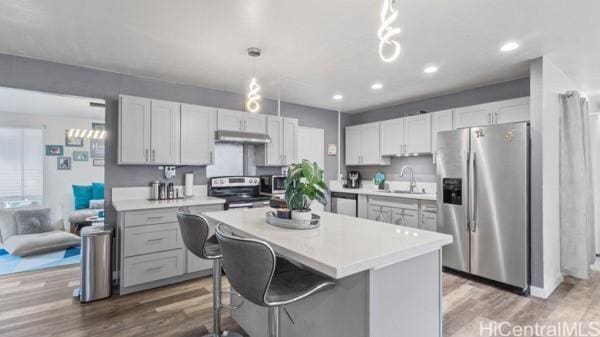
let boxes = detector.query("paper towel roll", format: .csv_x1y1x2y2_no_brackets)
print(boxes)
185,173,194,197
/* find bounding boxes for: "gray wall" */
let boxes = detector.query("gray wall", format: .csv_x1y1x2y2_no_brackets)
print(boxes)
0,53,339,223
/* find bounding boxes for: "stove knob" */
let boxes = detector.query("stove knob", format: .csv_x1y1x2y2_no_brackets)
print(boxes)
219,179,225,185
252,178,258,184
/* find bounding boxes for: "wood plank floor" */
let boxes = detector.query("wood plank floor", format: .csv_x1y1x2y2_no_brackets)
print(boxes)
1,266,599,336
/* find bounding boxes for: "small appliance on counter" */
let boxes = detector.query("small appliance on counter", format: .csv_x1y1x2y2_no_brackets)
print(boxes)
343,171,361,189
149,180,184,201
260,175,287,196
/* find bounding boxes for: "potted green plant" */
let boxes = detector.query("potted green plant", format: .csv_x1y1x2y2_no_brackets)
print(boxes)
285,160,328,222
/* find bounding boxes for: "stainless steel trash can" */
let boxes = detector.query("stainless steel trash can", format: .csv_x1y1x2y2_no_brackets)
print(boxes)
80,225,112,302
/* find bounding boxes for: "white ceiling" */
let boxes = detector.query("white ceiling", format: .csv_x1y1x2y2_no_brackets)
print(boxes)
0,87,105,119
0,1,598,113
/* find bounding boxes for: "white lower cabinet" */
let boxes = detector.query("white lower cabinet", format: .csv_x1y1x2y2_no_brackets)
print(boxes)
118,204,224,294
122,249,185,288
368,205,392,223
391,208,419,228
420,211,437,232
367,195,435,230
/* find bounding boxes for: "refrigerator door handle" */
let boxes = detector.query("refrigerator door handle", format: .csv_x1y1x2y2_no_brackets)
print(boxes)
466,152,471,232
471,152,478,232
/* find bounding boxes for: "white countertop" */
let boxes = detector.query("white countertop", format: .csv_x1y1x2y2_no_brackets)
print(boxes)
329,185,437,201
204,208,452,279
112,196,225,212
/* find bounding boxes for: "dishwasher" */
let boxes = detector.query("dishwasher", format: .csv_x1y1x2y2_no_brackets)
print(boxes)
331,192,358,217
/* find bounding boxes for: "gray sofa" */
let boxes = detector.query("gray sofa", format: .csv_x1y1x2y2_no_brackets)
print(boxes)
0,204,80,257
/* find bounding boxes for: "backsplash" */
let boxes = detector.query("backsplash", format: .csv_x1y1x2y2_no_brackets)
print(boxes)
346,155,436,183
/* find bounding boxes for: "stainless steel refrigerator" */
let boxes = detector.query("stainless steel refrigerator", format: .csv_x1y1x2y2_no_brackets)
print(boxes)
436,122,529,291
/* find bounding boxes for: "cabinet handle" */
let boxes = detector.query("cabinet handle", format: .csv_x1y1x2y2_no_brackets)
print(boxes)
210,151,213,163
146,266,164,271
239,120,242,131
147,238,164,242
488,113,492,124
494,112,498,124
152,149,156,162
145,149,149,162
244,120,247,131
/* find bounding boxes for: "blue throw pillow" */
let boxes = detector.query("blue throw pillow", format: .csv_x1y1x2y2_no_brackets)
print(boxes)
73,185,93,210
92,182,105,200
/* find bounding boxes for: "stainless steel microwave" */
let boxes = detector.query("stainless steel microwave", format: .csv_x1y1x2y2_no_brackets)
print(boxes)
260,175,286,194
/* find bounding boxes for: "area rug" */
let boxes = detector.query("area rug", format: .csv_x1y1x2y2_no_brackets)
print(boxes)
0,246,80,276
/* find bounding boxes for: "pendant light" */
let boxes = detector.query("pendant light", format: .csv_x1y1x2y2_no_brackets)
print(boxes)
378,0,401,63
246,47,262,113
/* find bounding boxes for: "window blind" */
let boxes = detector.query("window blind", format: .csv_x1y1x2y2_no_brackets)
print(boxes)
0,127,44,203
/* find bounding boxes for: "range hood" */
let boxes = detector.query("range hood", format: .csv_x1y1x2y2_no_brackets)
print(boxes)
215,130,271,144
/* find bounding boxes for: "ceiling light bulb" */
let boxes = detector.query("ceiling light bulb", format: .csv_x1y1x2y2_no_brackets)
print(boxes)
378,0,401,63
500,42,519,52
424,66,439,74
333,94,343,100
371,83,384,90
246,77,261,112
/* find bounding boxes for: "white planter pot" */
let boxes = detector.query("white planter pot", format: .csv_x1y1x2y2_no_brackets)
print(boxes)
291,210,312,222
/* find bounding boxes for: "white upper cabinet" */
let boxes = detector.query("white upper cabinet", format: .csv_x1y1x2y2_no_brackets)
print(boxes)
431,109,453,153
255,116,298,166
404,114,431,154
217,109,244,131
380,114,431,155
180,104,216,165
119,95,151,164
493,97,530,124
361,122,383,164
150,100,180,164
345,123,390,166
244,112,267,134
453,103,494,129
283,117,298,165
345,125,362,166
266,116,283,165
217,109,266,133
380,118,404,155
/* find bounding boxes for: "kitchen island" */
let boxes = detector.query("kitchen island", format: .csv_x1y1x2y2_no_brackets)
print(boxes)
204,208,453,337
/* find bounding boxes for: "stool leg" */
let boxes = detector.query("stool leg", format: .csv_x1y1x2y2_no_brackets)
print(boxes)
268,306,281,337
212,259,222,337
209,259,243,337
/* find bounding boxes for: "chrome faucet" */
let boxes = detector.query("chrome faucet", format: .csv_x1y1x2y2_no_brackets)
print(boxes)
400,166,417,193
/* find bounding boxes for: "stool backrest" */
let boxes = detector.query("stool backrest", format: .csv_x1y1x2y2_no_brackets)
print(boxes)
216,224,276,307
176,207,214,259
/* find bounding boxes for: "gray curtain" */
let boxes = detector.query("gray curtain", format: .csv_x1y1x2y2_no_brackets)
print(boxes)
560,91,596,279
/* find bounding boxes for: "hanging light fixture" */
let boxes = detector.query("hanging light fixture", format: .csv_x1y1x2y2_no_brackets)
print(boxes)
378,0,401,63
66,128,106,139
246,47,262,113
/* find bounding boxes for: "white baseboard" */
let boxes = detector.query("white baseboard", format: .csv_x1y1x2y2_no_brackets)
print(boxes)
530,274,564,299
591,258,600,271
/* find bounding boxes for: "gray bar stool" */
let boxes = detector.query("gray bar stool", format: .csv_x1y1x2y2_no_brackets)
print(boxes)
176,207,243,337
216,223,336,337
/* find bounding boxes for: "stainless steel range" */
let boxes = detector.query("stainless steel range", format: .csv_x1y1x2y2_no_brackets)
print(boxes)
208,176,271,210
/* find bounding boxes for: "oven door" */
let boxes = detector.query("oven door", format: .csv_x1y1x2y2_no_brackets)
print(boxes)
272,176,287,194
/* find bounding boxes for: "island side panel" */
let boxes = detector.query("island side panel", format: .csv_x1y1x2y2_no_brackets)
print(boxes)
232,270,369,337
369,249,442,337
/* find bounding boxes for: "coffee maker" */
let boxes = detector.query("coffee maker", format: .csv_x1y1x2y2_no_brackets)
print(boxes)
344,171,362,189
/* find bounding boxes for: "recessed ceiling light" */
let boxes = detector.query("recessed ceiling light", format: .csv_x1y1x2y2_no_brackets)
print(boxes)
333,94,343,100
371,83,384,90
500,42,519,52
424,66,439,74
